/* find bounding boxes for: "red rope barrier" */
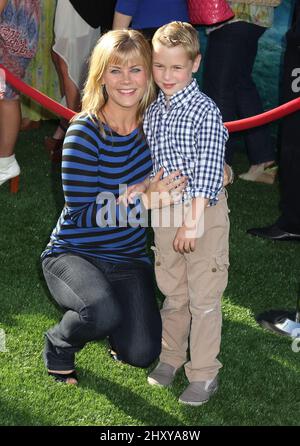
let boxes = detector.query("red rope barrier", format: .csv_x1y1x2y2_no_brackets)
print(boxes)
0,64,75,121
1,64,300,132
226,97,300,132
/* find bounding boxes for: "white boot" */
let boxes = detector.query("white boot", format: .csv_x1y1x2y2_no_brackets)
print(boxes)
0,154,20,186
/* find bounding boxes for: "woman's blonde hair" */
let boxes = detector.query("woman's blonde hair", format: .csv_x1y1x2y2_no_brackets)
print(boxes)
152,21,200,61
75,29,156,130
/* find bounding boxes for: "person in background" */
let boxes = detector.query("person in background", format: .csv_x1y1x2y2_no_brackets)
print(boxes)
21,0,61,132
113,0,188,39
0,0,40,190
247,0,300,241
44,0,101,162
203,0,282,184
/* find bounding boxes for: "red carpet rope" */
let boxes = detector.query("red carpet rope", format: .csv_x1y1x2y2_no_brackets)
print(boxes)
1,64,300,132
0,64,74,121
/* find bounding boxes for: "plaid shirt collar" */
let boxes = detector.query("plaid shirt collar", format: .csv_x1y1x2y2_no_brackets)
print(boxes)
156,78,199,111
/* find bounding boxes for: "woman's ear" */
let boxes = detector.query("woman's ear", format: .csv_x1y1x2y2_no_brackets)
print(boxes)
192,54,201,74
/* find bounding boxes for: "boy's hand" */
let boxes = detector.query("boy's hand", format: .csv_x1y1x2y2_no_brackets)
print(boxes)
173,225,196,254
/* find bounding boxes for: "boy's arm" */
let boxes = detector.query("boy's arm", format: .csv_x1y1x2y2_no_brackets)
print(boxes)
191,107,228,203
173,107,228,253
173,196,209,253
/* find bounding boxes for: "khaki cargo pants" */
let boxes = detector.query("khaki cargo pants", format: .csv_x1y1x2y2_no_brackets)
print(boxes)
151,191,230,382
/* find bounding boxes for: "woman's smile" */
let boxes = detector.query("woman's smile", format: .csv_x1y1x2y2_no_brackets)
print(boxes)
118,88,136,95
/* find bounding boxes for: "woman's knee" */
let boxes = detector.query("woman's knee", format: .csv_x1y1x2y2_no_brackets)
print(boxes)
121,341,161,368
84,296,122,337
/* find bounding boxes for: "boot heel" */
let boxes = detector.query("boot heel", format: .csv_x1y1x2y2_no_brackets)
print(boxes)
10,175,19,193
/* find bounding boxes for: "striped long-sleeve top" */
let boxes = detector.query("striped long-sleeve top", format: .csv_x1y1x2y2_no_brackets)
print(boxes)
41,115,152,264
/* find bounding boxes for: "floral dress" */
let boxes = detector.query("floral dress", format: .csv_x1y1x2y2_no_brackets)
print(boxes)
228,1,274,28
0,0,40,99
22,0,61,121
207,1,275,34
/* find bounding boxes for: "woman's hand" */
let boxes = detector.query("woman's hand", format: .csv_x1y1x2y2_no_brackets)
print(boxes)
142,168,187,209
117,179,149,206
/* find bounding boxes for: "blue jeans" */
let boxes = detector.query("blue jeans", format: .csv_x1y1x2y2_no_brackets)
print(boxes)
203,21,274,165
42,253,162,371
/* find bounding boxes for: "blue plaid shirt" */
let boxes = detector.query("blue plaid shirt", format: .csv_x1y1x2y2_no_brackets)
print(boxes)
143,79,228,204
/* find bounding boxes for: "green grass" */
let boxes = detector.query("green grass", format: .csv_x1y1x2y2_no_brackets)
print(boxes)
0,122,300,426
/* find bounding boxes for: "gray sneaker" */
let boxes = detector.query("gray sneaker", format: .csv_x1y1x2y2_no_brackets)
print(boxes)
147,362,177,387
178,377,218,406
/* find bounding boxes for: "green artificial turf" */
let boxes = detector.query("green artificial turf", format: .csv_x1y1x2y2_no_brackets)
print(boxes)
0,122,299,426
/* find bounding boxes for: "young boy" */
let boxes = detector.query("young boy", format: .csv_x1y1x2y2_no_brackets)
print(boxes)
143,21,230,406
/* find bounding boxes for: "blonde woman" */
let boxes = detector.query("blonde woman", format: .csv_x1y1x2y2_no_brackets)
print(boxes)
41,30,187,384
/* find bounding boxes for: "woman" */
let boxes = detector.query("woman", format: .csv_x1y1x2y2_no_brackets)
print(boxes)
203,0,281,184
41,29,187,385
0,0,40,191
113,0,188,39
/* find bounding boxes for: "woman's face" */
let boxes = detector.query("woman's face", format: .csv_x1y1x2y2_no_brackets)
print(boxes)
102,57,148,111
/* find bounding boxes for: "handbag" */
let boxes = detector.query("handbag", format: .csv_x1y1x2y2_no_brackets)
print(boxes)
187,0,235,26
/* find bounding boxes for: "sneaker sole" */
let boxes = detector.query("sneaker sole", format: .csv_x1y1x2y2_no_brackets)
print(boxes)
178,387,218,406
178,399,209,406
147,377,170,387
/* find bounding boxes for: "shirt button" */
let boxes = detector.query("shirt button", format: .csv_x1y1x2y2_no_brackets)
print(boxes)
212,267,217,272
156,261,161,266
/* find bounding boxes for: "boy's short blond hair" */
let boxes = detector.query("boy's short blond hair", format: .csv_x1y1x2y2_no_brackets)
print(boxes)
152,21,200,61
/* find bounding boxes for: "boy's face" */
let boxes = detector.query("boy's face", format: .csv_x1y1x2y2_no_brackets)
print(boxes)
152,42,201,99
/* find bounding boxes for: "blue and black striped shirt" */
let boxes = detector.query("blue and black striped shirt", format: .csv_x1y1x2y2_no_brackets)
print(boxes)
41,115,152,264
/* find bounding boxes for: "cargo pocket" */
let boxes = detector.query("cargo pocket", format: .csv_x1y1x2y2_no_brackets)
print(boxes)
151,246,162,268
210,251,230,295
150,245,177,297
215,251,230,271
